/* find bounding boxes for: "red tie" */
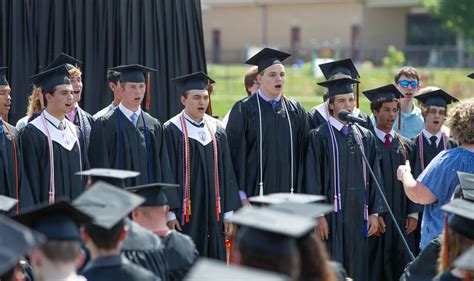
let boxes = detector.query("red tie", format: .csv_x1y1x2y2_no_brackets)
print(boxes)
385,134,391,151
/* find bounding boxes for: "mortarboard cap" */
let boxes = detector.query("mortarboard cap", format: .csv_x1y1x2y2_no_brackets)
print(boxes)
30,64,71,94
453,246,474,271
317,77,359,98
414,88,459,108
44,53,82,71
319,58,360,80
268,202,333,219
441,199,474,239
468,73,474,79
171,71,216,95
76,168,140,188
0,215,46,275
248,193,325,205
14,201,92,241
109,64,156,83
0,195,18,213
73,181,144,229
230,206,315,256
458,171,474,201
125,182,179,206
245,48,291,73
0,67,9,86
184,258,291,281
363,84,403,102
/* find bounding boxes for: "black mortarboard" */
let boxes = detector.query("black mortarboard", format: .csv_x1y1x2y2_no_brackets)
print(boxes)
14,201,92,241
468,73,474,79
245,48,291,73
76,168,140,188
317,77,359,97
414,88,459,108
0,195,17,212
109,64,156,83
453,246,474,271
184,258,291,281
171,71,216,95
441,199,474,239
363,84,403,102
44,53,82,71
30,64,71,94
73,181,144,229
248,193,325,205
0,215,46,275
125,182,179,206
230,206,315,256
458,171,474,201
319,58,360,80
268,202,333,219
0,67,9,86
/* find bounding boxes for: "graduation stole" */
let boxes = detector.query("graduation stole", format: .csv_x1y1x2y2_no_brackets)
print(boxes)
1,121,20,214
118,110,153,183
41,113,83,204
326,107,369,236
179,113,221,225
393,132,408,162
416,132,447,172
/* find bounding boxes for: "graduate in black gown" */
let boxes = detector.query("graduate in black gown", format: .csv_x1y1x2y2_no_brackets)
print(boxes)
19,65,88,205
307,59,373,131
128,183,199,281
43,53,94,150
226,48,308,200
164,72,241,260
363,84,421,281
411,87,459,178
0,67,33,213
75,181,159,281
88,64,173,187
303,77,383,281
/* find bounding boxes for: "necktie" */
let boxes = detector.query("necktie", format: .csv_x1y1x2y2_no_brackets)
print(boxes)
68,107,77,123
385,134,391,151
58,121,66,130
130,112,138,127
430,136,437,149
268,100,280,110
341,125,349,136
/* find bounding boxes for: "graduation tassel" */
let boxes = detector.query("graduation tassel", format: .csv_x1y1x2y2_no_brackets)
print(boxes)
442,214,449,269
145,72,151,111
206,80,213,116
3,122,20,214
398,100,402,131
356,83,360,108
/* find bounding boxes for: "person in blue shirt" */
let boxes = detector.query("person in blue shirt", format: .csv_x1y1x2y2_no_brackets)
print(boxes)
397,99,474,250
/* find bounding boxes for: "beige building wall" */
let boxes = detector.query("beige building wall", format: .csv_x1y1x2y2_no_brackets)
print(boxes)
364,6,410,49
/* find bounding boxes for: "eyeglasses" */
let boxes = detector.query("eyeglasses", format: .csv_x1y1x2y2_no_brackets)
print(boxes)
398,80,419,89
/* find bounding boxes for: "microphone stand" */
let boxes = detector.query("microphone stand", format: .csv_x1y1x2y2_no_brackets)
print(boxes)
347,122,415,261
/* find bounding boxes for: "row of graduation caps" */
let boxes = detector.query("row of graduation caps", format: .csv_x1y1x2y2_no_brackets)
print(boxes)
1,167,474,280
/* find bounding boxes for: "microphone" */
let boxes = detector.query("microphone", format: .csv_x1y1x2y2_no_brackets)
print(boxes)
338,110,366,124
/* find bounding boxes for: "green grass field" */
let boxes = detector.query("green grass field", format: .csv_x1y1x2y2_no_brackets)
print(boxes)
207,63,473,119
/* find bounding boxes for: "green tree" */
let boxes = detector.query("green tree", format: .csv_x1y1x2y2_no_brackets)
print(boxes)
422,0,474,41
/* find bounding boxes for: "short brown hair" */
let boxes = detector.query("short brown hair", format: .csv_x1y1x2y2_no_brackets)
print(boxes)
370,98,400,113
84,219,125,250
448,99,474,144
394,66,420,83
40,240,82,263
244,66,258,96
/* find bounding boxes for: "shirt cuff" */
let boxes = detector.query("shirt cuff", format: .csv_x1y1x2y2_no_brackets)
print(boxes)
370,213,379,217
167,211,177,222
224,211,234,220
408,213,419,220
239,191,247,200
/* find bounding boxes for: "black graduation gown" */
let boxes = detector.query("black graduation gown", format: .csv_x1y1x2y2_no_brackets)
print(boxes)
121,220,167,281
412,133,458,178
88,109,175,187
399,235,441,281
81,255,160,281
164,117,241,260
19,123,88,205
369,134,422,281
67,106,94,150
303,123,384,281
0,121,34,213
307,104,373,131
161,230,199,281
225,94,308,196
